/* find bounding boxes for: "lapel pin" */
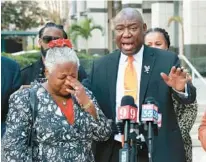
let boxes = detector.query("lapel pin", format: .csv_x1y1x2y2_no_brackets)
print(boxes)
144,65,150,73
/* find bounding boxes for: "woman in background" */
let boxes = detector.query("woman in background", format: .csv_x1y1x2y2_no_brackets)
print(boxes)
145,27,198,162
2,39,112,162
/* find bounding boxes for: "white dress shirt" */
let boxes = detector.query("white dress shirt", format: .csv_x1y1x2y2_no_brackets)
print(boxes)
114,45,144,141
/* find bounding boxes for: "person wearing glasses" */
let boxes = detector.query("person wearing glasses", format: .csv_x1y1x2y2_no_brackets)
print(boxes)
21,22,87,85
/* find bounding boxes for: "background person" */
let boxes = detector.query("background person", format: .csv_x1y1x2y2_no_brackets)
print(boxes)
2,39,112,162
199,111,206,151
85,8,196,162
144,27,198,162
21,22,87,85
1,56,22,137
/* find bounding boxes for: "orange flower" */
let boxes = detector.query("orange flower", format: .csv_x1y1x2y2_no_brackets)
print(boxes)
48,38,73,48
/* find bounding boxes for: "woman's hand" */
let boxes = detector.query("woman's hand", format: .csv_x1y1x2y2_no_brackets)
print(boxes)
65,76,90,106
65,76,97,119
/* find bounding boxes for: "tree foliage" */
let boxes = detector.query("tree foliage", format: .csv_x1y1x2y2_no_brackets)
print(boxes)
1,1,47,30
69,18,103,41
68,18,104,53
44,0,69,25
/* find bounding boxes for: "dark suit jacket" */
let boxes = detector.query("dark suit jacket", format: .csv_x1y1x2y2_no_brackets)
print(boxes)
1,56,22,122
88,46,196,162
21,57,88,85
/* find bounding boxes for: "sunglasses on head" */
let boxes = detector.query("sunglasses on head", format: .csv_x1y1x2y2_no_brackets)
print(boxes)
42,36,60,44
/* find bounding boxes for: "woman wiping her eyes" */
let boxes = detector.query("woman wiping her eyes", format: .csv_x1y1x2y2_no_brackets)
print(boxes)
2,39,112,162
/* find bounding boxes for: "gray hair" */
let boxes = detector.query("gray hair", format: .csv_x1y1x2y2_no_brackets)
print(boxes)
112,8,144,28
44,47,80,73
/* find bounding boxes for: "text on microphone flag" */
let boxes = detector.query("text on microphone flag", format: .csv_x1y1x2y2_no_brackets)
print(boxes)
117,105,137,122
141,104,158,122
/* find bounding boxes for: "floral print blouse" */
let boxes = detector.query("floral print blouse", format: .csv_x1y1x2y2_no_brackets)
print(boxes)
2,82,112,162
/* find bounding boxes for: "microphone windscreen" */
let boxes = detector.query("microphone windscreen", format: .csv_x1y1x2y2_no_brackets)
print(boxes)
145,97,156,104
121,96,136,107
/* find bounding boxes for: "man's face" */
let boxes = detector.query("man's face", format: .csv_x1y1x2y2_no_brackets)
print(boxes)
114,16,147,56
39,27,64,57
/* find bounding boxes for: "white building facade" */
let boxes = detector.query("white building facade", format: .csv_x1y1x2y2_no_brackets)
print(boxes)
69,0,206,58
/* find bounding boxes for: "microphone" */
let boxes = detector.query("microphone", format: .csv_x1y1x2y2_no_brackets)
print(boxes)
117,96,138,123
141,97,158,123
117,96,138,162
141,97,159,162
117,96,138,142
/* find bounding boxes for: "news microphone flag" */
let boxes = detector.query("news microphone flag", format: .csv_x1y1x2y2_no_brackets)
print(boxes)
117,105,137,122
157,113,162,128
141,104,158,122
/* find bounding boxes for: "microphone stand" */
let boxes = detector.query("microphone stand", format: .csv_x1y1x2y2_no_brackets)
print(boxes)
130,131,138,162
147,122,153,162
119,120,130,162
119,123,144,162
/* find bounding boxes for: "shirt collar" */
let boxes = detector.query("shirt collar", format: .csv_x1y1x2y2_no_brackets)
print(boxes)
119,45,144,64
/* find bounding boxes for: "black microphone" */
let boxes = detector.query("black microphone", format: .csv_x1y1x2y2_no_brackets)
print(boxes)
141,97,159,162
129,104,139,162
117,96,137,144
117,96,138,162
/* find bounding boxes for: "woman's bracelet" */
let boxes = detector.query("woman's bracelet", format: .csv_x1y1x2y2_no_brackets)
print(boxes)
82,100,93,110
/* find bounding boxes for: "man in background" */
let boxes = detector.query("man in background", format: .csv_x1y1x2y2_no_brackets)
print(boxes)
1,56,22,137
21,22,87,85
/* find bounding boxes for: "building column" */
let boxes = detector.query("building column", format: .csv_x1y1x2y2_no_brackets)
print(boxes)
151,1,175,47
86,0,108,55
68,0,77,48
142,1,152,29
77,0,86,20
69,0,77,21
183,0,206,58
121,0,143,14
76,0,87,51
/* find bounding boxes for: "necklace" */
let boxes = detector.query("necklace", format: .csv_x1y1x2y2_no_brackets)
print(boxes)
43,83,70,107
62,100,67,106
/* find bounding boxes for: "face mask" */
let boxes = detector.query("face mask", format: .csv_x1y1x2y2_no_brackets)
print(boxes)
40,46,49,57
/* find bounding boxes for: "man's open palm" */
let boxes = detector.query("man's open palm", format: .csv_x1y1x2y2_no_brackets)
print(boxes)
161,66,187,92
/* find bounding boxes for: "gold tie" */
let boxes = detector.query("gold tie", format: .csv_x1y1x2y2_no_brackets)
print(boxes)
124,56,137,101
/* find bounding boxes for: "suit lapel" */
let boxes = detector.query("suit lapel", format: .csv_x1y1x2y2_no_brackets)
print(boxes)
107,50,121,119
139,46,156,107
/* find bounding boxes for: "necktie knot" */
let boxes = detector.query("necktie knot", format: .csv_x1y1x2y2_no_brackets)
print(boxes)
128,56,134,63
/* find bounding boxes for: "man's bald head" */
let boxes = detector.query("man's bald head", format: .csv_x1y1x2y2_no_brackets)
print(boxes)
113,8,144,26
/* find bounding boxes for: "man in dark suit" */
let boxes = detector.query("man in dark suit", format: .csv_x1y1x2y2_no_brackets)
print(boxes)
1,56,22,137
86,8,196,162
21,22,87,85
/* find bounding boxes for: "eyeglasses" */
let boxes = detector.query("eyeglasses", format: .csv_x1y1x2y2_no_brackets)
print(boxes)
42,36,60,44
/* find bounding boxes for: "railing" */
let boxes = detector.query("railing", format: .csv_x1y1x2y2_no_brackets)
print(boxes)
178,54,206,86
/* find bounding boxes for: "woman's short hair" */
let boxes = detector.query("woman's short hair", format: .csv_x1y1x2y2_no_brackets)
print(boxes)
44,47,80,73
